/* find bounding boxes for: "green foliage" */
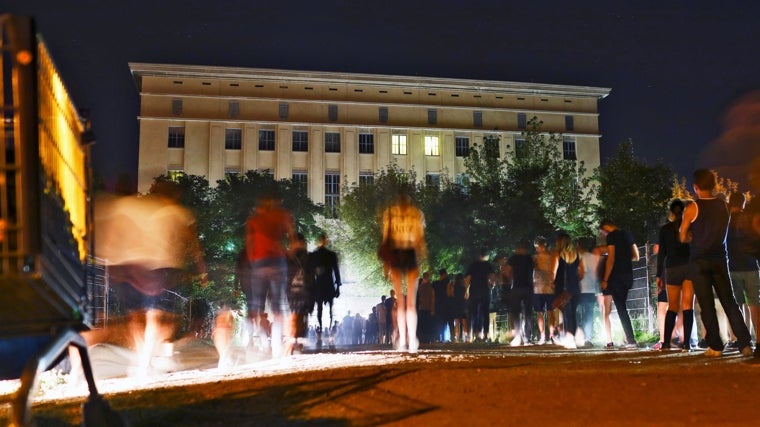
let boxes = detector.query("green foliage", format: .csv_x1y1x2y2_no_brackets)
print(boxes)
596,141,675,243
148,171,321,308
337,164,419,288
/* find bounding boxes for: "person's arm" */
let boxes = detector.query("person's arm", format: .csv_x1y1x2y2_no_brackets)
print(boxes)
333,252,342,298
655,228,666,286
550,252,559,283
631,243,640,262
680,202,698,243
601,244,615,290
577,253,585,281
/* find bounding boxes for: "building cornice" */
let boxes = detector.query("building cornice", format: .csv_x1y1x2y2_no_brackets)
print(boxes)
129,62,611,100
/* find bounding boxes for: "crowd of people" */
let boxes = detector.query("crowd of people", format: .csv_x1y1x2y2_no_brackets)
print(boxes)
95,169,760,376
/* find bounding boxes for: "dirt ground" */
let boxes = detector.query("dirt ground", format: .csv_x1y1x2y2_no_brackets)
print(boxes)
3,342,760,426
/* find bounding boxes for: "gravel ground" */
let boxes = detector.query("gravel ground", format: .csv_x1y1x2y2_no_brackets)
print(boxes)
2,341,760,426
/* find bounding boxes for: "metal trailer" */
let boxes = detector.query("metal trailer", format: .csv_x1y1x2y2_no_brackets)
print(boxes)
0,15,123,426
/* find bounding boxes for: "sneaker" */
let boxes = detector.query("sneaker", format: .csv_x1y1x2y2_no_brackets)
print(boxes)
605,342,615,350
562,333,577,349
726,341,739,350
652,341,663,351
408,338,419,354
621,342,638,350
704,347,723,357
697,339,708,350
537,337,546,345
740,345,753,357
510,335,522,347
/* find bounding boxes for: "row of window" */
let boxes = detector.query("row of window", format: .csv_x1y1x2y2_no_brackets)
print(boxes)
170,99,575,131
168,126,577,160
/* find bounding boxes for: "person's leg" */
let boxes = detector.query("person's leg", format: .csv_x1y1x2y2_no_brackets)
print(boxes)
691,260,722,351
663,285,682,347
523,293,534,343
611,288,636,345
390,268,407,350
714,261,752,349
406,269,419,352
681,280,695,349
536,309,546,344
601,295,613,344
578,293,593,344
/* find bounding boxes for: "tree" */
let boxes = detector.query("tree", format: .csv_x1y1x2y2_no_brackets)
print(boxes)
337,164,419,289
147,171,322,311
596,141,675,243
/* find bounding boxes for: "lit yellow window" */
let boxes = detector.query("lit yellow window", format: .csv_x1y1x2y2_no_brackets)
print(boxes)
392,134,407,155
424,135,439,156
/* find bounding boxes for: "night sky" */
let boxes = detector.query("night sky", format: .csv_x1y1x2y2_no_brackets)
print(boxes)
4,1,760,191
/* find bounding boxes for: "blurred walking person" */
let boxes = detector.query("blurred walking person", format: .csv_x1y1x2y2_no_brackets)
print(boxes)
245,196,296,358
533,236,558,344
311,232,342,348
95,181,207,376
506,242,534,346
465,249,495,342
577,239,603,347
554,233,584,349
379,192,427,353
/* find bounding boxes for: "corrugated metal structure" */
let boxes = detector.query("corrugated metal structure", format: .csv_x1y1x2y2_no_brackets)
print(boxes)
0,14,122,426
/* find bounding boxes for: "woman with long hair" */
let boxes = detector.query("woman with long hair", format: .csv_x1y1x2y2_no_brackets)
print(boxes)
656,199,694,350
555,233,585,349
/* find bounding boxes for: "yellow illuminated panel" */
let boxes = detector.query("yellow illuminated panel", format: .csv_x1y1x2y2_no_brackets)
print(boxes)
36,42,88,261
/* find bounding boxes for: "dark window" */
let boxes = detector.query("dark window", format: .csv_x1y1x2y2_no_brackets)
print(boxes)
425,173,441,189
229,101,239,118
515,138,527,158
259,129,275,151
325,173,340,217
379,107,388,123
473,111,483,128
279,103,289,119
358,133,374,154
225,129,242,150
292,131,309,152
359,173,374,187
168,126,185,148
517,112,527,129
455,136,470,157
484,137,499,158
563,139,577,160
172,99,183,115
325,132,341,152
428,109,437,125
292,172,307,193
328,104,338,122
565,115,574,131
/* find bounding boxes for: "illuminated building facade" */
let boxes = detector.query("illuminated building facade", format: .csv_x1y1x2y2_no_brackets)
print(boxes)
130,63,610,210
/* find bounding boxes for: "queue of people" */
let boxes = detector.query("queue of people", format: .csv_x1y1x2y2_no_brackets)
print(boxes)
96,169,760,378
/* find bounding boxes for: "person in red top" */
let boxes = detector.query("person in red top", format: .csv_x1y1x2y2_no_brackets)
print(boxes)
245,196,296,358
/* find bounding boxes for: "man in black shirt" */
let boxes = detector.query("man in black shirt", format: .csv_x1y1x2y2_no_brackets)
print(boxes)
506,242,534,346
465,248,495,342
680,169,752,357
599,218,640,348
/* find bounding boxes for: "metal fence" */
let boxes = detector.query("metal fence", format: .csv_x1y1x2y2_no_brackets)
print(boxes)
624,244,657,334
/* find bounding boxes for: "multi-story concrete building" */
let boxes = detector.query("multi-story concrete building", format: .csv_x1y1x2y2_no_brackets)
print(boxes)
130,63,610,210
